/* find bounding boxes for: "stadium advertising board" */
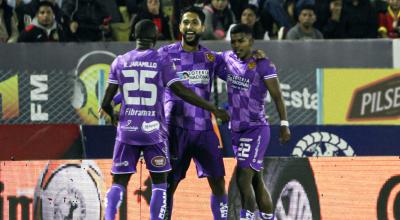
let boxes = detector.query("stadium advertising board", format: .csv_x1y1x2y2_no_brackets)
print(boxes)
317,68,400,125
1,157,399,220
0,124,83,160
266,125,400,157
79,125,400,158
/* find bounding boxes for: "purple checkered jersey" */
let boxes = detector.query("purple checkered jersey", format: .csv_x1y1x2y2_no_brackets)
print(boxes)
108,49,181,145
221,51,278,132
158,42,227,130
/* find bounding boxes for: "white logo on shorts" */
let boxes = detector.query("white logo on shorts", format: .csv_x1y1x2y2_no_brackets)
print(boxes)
114,161,129,167
142,121,160,133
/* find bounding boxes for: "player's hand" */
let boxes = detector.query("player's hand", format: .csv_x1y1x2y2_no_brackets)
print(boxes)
98,107,107,119
212,108,230,123
252,50,266,60
279,126,291,144
70,21,78,33
98,107,119,126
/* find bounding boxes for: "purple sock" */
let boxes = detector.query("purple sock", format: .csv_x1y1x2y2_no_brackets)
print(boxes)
211,194,228,220
105,184,125,220
259,211,274,220
240,209,255,220
150,183,167,220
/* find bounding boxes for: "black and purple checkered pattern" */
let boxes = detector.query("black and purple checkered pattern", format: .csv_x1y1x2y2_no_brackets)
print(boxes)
222,51,277,132
159,42,227,130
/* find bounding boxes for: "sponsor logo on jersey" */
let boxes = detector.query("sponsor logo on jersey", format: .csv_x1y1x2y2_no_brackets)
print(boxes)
151,156,167,167
228,74,250,90
177,70,210,84
142,120,160,133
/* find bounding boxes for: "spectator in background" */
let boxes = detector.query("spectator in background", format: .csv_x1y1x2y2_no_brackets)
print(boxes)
340,0,378,38
62,0,111,41
18,1,68,42
7,0,32,30
378,0,400,38
14,0,71,36
202,0,236,40
226,4,269,40
260,0,314,31
0,0,19,42
129,0,173,40
315,0,346,39
286,4,323,39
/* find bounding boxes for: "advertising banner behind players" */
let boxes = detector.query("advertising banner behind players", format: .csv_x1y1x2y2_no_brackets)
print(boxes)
317,68,400,125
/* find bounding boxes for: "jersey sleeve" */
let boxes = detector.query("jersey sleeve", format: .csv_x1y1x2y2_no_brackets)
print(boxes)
108,56,120,84
215,52,228,81
258,59,277,80
160,54,181,87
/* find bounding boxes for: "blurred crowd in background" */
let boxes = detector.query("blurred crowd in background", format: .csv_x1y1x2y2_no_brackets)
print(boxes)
0,0,399,43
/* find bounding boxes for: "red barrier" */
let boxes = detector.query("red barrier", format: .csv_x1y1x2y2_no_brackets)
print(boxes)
0,124,82,160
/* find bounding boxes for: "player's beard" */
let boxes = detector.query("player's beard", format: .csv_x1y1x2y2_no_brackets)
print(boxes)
182,32,201,46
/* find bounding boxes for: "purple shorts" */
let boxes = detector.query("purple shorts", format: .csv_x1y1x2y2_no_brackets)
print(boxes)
111,140,171,174
232,125,270,171
168,125,225,181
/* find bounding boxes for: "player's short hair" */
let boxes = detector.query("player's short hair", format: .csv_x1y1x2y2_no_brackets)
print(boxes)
134,19,157,40
230,23,253,37
180,6,205,24
36,1,54,14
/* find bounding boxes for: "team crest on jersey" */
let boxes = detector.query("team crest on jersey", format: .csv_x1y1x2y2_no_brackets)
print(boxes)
151,156,167,167
248,61,256,70
205,53,215,62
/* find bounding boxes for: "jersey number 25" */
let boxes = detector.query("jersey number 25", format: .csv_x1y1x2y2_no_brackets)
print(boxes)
122,69,157,106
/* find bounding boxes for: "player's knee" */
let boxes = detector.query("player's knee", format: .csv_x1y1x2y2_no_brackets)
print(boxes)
208,176,226,196
236,168,254,187
112,174,131,187
150,172,167,184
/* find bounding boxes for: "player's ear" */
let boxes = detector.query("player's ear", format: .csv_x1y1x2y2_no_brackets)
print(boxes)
201,25,205,32
249,36,254,45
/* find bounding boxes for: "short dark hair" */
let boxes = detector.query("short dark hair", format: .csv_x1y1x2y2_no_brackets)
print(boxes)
230,23,253,36
180,6,205,24
134,19,157,40
241,4,259,17
299,4,315,14
36,1,54,14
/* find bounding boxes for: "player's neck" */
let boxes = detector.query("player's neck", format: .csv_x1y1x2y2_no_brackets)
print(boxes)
241,51,252,61
136,40,154,50
181,40,199,52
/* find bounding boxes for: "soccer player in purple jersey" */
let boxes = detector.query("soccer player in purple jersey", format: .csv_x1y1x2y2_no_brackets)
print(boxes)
221,24,291,220
100,19,229,220
157,6,230,220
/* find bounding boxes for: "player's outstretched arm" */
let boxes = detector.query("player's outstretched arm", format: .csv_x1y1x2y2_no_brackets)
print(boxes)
100,83,119,126
169,81,230,123
264,78,291,144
